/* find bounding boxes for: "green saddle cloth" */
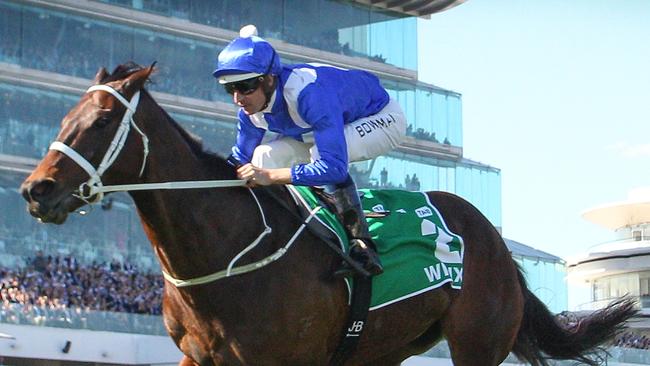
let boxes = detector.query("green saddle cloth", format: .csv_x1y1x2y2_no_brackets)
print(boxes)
289,186,464,310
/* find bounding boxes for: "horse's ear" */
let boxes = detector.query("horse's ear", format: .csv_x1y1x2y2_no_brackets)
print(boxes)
93,67,108,84
122,63,156,94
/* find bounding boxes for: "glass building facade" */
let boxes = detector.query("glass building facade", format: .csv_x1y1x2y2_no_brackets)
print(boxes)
96,0,418,70
0,1,461,147
0,0,513,335
515,257,568,313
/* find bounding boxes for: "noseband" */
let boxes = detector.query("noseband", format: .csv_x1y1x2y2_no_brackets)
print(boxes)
49,85,149,204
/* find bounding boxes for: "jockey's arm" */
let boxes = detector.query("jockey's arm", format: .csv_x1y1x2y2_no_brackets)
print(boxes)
236,164,292,186
237,87,348,187
231,111,266,164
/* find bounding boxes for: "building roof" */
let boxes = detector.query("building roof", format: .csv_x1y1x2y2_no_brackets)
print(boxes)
570,244,650,266
582,187,650,230
504,238,564,263
352,0,467,17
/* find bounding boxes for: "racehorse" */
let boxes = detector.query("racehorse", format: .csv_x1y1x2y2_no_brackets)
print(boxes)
21,63,636,366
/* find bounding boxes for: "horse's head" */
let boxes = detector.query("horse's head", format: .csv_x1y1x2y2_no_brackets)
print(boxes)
21,63,155,224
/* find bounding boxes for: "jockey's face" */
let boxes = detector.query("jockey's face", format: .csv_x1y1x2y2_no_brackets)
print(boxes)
232,76,273,115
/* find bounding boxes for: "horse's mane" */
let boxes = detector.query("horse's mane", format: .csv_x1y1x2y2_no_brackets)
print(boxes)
104,62,236,178
101,62,146,83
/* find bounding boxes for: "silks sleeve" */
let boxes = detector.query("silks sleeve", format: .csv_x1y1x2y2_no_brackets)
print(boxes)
231,110,266,164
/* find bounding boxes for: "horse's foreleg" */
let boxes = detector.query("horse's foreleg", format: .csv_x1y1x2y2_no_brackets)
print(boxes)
178,355,199,366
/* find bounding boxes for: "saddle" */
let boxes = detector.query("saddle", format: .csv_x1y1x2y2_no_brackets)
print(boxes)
311,187,390,219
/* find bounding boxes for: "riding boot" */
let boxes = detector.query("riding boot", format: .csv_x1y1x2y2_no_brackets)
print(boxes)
326,176,383,278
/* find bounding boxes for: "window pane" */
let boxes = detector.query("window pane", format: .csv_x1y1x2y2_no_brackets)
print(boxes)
0,83,76,159
97,0,417,69
0,2,22,64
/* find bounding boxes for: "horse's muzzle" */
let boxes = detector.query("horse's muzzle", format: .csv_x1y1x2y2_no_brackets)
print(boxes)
20,178,76,224
22,178,56,202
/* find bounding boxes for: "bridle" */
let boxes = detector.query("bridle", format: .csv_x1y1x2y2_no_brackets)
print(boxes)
47,83,323,287
50,85,149,204
49,84,247,204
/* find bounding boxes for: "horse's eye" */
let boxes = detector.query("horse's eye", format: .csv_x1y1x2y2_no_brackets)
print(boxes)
95,116,112,128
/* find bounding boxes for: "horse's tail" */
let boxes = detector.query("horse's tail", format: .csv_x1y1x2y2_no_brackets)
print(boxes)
511,264,637,366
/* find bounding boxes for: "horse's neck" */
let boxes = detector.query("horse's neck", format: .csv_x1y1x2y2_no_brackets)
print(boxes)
133,187,258,281
128,97,259,280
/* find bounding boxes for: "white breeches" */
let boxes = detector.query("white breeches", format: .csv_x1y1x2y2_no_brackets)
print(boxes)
251,98,406,169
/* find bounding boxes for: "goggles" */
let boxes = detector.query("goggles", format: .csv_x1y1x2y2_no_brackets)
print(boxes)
224,76,264,95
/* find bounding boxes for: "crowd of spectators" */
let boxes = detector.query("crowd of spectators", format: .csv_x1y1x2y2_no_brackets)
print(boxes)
1,0,390,109
0,87,70,159
406,125,451,145
2,1,440,129
19,39,219,102
1,72,236,163
0,35,20,65
0,4,20,63
3,250,650,347
99,0,389,64
404,173,421,191
2,252,163,314
1,6,220,102
615,332,650,350
557,311,649,351
0,253,165,334
349,165,422,191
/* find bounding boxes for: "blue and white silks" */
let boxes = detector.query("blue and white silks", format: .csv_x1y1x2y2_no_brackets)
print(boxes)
231,63,390,186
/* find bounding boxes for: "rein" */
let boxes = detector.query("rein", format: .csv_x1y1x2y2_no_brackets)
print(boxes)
51,85,248,204
163,205,321,287
49,84,315,288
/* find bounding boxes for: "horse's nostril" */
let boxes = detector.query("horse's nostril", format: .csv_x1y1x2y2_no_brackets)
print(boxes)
21,185,30,202
26,179,56,201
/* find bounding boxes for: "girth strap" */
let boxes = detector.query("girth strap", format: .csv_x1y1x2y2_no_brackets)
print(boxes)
329,276,372,366
263,186,373,365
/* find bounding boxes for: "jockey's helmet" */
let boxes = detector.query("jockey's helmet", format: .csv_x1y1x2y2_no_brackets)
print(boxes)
213,25,281,84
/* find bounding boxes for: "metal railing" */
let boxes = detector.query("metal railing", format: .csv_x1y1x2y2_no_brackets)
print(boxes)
0,303,166,335
424,341,650,365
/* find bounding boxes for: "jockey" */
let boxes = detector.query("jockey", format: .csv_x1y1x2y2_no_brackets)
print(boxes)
213,25,406,277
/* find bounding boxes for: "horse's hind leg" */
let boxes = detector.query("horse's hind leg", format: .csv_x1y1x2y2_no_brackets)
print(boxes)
441,281,522,365
440,242,523,365
427,192,524,365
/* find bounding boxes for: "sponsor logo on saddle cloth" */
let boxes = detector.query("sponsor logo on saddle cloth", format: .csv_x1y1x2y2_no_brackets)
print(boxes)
289,186,464,311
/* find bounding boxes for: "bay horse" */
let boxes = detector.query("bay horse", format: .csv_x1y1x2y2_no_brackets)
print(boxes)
20,63,635,365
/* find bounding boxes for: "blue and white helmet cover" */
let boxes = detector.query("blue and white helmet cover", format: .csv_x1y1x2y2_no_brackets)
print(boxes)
213,30,281,82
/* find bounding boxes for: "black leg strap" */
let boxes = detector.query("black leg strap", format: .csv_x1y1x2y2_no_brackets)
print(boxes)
329,276,372,366
261,185,374,364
